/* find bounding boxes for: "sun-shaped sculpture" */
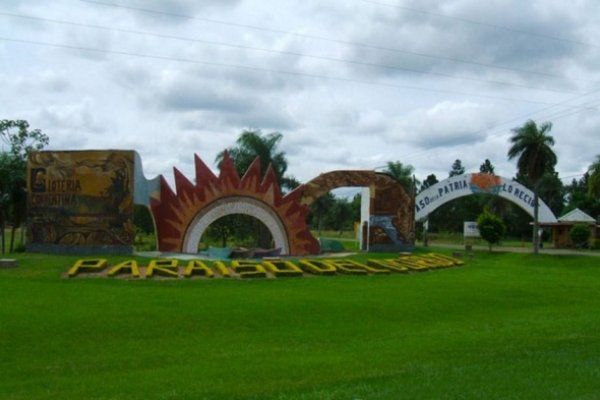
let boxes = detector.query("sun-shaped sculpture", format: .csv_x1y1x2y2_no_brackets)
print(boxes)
150,152,320,256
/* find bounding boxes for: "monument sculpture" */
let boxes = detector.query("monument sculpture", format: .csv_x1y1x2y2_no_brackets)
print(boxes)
27,150,415,255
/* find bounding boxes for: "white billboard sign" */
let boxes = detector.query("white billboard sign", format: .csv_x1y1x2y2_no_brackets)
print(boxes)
463,221,480,238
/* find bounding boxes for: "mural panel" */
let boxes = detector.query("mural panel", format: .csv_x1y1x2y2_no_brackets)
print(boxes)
27,150,135,253
27,151,415,255
298,170,415,251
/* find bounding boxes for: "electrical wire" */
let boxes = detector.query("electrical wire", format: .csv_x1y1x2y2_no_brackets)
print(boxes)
2,35,592,108
78,0,597,85
358,0,600,49
0,11,581,95
396,87,600,163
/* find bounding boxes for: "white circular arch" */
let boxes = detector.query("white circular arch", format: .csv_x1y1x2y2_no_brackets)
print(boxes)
182,196,290,254
415,173,557,223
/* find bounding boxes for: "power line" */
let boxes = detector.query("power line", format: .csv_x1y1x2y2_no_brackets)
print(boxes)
559,173,586,181
359,0,600,49
396,87,600,163
3,35,593,108
0,11,581,95
71,0,600,165
538,100,600,122
4,4,596,175
79,0,597,85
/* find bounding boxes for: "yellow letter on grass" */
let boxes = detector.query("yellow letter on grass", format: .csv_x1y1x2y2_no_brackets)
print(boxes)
145,259,179,278
184,260,214,278
68,259,108,277
107,260,140,278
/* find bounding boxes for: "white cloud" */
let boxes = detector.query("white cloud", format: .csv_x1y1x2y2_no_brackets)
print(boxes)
1,0,599,189
388,101,503,147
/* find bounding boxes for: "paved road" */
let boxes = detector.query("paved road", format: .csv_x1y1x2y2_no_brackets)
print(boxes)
426,243,600,257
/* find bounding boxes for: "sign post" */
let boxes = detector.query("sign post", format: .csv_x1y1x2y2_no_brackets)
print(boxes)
463,221,480,250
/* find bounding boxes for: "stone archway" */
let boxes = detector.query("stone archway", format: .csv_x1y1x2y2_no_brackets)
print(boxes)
415,173,557,223
182,196,290,254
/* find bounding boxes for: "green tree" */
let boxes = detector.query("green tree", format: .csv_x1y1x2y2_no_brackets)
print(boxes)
329,198,352,234
477,210,506,251
507,120,557,254
429,160,471,233
204,214,257,248
310,192,335,235
420,174,438,193
214,129,293,249
134,205,155,235
569,223,590,249
0,154,14,254
564,175,600,219
537,169,564,217
479,159,495,174
449,159,465,177
215,129,288,187
0,120,49,254
280,175,300,193
588,155,600,199
383,161,418,194
1,120,49,159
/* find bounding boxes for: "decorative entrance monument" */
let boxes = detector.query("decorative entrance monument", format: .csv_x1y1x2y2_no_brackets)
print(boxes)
415,173,557,223
27,150,414,255
27,150,138,254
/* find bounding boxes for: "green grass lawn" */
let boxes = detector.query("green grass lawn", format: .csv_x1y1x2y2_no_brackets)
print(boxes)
1,249,600,399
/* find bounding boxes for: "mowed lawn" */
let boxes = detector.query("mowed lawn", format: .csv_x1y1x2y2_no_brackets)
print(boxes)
1,250,600,399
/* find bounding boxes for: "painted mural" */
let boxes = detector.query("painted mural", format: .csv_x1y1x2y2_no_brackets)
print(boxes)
298,170,414,251
27,150,135,253
27,150,416,255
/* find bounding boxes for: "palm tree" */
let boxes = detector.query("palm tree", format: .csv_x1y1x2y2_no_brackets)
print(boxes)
215,129,287,183
382,161,418,194
507,120,557,254
588,155,600,199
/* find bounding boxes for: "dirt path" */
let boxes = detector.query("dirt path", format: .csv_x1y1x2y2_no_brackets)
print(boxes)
427,243,600,257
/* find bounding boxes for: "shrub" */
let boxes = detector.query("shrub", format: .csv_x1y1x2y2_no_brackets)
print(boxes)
477,211,506,251
569,224,590,249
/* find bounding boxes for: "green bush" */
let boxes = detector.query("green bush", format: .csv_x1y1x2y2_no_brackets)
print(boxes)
477,211,506,251
569,224,591,248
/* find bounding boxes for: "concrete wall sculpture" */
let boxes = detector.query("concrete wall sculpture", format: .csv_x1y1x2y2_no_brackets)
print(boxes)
150,153,320,256
27,150,415,255
27,150,136,254
297,171,415,251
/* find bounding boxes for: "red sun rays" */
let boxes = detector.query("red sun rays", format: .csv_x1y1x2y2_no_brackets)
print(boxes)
150,152,320,255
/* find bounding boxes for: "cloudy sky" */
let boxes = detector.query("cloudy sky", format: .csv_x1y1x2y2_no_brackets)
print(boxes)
2,0,600,190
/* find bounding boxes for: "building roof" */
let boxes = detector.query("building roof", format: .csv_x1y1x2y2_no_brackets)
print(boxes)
558,208,596,223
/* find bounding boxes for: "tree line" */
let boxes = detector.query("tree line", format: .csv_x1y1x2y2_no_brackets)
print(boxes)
2,120,600,253
422,121,600,252
0,120,49,254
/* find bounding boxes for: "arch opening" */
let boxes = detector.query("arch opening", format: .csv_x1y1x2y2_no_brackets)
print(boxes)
299,170,414,251
182,196,290,254
307,187,365,252
202,214,273,250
